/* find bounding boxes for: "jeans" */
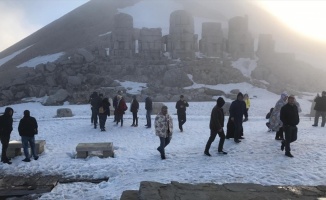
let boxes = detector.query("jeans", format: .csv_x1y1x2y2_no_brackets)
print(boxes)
283,125,298,153
132,112,138,125
205,130,226,152
314,111,326,127
146,110,152,127
116,114,123,126
99,114,107,129
21,136,37,159
158,137,171,156
1,135,10,161
91,107,98,126
177,112,186,131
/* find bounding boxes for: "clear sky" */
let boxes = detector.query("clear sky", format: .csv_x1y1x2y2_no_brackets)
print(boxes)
1,0,326,52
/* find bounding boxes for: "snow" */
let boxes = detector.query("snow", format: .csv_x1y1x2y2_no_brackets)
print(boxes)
0,81,323,200
0,45,33,67
114,80,147,95
98,31,111,37
17,52,65,68
231,58,258,78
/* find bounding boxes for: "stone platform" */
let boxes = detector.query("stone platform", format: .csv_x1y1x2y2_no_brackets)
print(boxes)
120,181,326,200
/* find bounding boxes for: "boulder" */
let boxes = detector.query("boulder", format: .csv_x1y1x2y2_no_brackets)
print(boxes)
45,63,57,72
56,108,73,117
68,76,82,86
162,69,192,87
77,48,95,63
43,89,70,105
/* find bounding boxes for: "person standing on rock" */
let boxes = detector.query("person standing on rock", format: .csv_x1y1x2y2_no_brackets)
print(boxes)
145,96,153,128
0,107,14,165
204,97,227,156
229,92,247,143
155,105,173,160
175,95,189,132
312,91,326,127
18,110,39,162
280,95,299,158
130,95,139,127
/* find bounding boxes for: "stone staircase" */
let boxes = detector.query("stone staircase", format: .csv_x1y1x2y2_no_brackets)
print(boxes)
120,181,326,200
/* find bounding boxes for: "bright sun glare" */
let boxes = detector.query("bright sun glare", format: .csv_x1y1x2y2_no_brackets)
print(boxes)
257,1,326,42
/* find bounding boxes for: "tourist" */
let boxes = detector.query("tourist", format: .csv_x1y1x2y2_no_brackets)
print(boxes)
130,95,139,127
115,95,127,127
0,107,14,164
18,110,39,162
145,96,153,128
113,91,122,123
243,93,250,122
280,95,300,157
229,92,247,143
204,97,227,156
312,91,326,127
269,92,288,140
155,105,173,160
90,92,102,129
175,95,189,132
99,97,110,131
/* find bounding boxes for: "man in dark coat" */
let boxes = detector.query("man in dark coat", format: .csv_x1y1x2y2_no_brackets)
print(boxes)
280,95,300,158
0,107,14,164
90,92,102,129
229,92,247,143
99,98,110,131
18,110,39,162
175,95,189,132
145,96,153,128
312,91,326,127
130,95,139,127
204,97,227,156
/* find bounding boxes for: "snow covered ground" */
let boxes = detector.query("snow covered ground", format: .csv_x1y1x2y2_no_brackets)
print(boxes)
0,83,324,200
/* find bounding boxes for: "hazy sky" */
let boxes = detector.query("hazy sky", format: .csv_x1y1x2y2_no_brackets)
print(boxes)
1,0,326,52
0,0,89,52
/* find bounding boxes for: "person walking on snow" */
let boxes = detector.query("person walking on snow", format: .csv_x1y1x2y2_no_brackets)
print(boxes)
155,105,173,160
204,97,227,156
312,91,326,127
280,95,299,158
269,92,288,140
175,95,189,132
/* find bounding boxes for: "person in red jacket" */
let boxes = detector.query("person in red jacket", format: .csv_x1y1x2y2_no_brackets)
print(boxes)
115,95,127,127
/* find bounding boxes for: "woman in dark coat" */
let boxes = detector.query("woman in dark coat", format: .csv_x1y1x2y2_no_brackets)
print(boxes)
130,95,139,127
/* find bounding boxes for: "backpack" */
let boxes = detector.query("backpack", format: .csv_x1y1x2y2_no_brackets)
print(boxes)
99,106,104,114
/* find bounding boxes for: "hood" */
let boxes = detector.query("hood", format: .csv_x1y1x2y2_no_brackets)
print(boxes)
24,110,30,117
4,107,13,116
237,92,243,98
217,97,225,108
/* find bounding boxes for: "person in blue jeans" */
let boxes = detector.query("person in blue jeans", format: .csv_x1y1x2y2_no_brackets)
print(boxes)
145,96,153,128
18,110,39,162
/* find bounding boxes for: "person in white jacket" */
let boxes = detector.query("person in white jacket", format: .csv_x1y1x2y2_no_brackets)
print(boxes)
155,105,173,160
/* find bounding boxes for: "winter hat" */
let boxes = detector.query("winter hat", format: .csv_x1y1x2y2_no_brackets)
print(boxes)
281,91,288,99
322,91,326,96
23,110,30,117
237,92,243,98
180,95,184,98
217,97,225,107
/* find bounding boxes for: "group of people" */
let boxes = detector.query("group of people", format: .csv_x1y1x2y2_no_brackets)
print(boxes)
0,108,39,165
